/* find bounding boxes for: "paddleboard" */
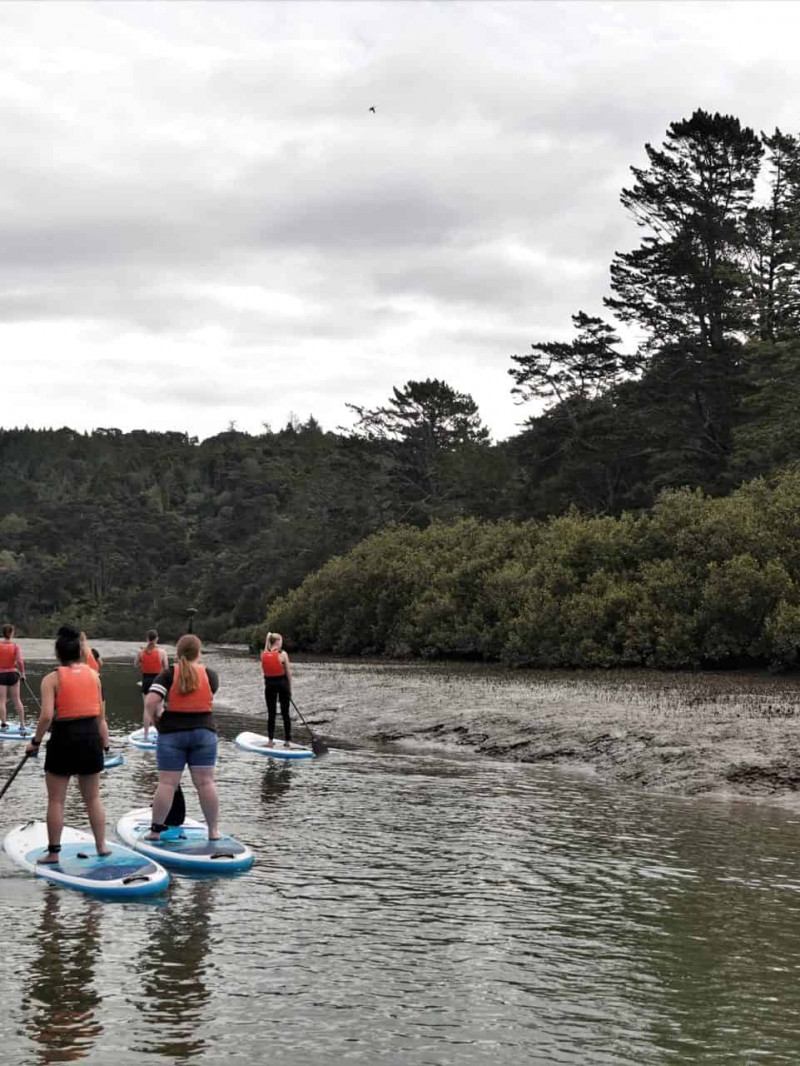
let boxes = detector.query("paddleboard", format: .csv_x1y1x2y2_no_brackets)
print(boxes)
0,724,34,741
128,728,157,752
104,753,124,769
235,731,314,760
3,822,169,899
117,807,254,874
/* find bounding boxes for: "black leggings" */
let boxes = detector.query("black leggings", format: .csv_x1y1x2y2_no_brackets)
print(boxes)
264,678,291,743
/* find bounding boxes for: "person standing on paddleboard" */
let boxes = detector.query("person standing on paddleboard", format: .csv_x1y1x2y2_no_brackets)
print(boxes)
261,632,293,747
25,624,112,863
134,629,168,707
0,623,27,733
143,634,222,841
80,632,100,674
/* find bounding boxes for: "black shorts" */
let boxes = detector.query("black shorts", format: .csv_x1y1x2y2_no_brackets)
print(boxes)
44,718,104,777
141,673,157,695
0,671,19,687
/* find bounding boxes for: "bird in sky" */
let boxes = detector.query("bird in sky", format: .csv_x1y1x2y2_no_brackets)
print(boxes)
369,106,376,113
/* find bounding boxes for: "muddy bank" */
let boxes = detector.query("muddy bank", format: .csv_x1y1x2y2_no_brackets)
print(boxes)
17,640,800,800
288,661,800,800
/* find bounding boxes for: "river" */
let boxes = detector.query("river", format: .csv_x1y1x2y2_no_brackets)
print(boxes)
1,643,800,1064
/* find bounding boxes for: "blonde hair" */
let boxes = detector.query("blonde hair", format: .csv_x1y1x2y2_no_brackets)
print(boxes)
266,631,283,651
175,634,202,695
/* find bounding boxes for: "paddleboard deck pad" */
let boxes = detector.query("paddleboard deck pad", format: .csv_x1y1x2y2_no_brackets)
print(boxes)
0,724,35,741
235,731,314,760
128,728,157,751
117,808,254,873
3,822,169,898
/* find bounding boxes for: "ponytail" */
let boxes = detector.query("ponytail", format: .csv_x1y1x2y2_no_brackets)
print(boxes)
175,634,202,695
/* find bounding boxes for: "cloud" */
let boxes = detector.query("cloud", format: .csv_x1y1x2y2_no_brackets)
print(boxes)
1,0,799,439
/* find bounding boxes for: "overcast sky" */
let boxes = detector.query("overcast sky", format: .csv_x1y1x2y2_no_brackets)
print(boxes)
2,0,800,441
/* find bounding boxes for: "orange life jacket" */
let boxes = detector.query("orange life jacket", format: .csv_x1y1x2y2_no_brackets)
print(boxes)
167,663,213,713
84,649,100,673
261,650,285,678
0,641,17,671
140,646,163,674
54,664,101,720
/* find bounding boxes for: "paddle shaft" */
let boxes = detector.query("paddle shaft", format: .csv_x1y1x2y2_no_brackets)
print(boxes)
23,676,42,711
0,752,34,801
290,697,329,756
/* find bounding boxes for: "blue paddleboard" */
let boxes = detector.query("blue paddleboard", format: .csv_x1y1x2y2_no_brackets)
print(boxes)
117,808,254,874
128,728,157,752
3,822,169,898
0,724,34,741
234,731,314,760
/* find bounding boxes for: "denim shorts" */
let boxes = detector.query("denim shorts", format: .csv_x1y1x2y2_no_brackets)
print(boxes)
156,728,217,771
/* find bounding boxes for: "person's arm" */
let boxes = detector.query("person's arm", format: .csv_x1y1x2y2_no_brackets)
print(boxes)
283,653,292,692
96,675,110,750
26,675,55,755
133,650,142,668
160,649,168,670
143,667,171,737
15,644,25,680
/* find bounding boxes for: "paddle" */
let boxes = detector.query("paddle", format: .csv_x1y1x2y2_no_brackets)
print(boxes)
0,751,36,801
290,697,329,757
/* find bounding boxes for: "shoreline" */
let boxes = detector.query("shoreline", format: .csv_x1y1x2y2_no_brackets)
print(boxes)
17,642,800,802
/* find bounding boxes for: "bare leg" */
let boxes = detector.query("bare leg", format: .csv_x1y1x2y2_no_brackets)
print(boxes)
11,682,25,729
189,766,220,839
146,770,183,838
40,773,70,862
77,773,110,855
0,685,7,726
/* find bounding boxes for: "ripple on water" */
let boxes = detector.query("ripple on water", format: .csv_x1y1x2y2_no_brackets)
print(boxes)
3,649,800,1063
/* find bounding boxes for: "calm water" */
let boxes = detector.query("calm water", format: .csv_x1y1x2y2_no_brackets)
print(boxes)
2,646,800,1064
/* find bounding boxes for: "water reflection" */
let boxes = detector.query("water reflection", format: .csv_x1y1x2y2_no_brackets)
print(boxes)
24,886,103,1063
261,762,295,808
133,880,215,1061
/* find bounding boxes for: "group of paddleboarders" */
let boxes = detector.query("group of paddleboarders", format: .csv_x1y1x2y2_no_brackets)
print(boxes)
12,622,294,862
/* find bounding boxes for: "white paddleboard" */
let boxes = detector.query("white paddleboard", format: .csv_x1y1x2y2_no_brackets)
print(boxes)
234,731,314,760
117,807,254,874
128,728,157,751
104,753,125,769
3,822,169,898
0,724,35,741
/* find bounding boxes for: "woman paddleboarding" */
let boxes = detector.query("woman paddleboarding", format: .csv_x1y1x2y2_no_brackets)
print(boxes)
25,625,112,863
261,632,293,748
134,629,168,707
143,634,222,841
0,623,27,733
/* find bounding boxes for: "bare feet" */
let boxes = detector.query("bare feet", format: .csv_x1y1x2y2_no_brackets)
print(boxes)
37,852,61,865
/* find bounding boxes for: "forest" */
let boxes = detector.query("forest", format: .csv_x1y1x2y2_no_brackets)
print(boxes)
4,110,800,664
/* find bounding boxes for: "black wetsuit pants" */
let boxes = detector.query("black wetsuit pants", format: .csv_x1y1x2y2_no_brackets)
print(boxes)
264,677,291,743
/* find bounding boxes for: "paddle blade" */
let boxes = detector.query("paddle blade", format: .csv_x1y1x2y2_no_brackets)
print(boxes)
311,735,329,757
165,784,186,826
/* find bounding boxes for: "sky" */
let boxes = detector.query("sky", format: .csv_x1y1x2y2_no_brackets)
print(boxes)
2,0,800,442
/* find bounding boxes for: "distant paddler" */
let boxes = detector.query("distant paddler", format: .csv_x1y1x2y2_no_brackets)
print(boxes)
0,623,27,733
134,629,169,706
80,632,100,673
25,624,112,863
261,632,293,748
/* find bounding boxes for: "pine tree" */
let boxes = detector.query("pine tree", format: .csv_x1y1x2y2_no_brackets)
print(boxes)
607,109,762,352
743,129,800,342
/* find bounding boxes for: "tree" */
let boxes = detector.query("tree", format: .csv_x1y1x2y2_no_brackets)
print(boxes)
607,109,763,352
743,129,800,342
346,379,490,523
